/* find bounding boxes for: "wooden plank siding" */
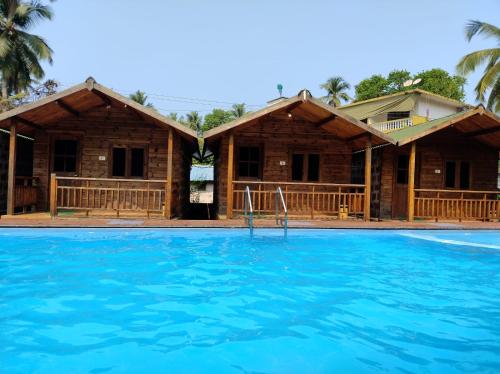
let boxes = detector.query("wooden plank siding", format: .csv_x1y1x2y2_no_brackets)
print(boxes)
212,116,357,218
378,127,499,220
32,106,192,218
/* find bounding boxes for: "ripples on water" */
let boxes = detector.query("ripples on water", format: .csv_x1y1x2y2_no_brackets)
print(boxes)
0,229,499,373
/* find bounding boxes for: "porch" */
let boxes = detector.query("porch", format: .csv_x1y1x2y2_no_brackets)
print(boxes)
0,78,197,219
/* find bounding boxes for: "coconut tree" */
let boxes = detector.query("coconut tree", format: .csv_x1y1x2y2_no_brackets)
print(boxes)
320,76,351,107
231,103,246,118
456,20,500,112
186,111,202,134
129,90,154,108
0,0,54,99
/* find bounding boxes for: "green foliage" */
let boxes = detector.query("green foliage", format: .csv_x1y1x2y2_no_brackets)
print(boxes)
354,69,466,102
354,75,387,101
0,0,54,98
320,76,351,106
457,20,499,112
129,90,154,108
186,111,202,134
231,103,246,118
414,69,465,101
202,108,233,133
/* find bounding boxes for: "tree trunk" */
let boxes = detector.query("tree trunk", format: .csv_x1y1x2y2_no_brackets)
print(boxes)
1,76,8,100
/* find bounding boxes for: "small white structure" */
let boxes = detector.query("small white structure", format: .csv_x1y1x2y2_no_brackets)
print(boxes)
339,89,471,133
190,165,214,204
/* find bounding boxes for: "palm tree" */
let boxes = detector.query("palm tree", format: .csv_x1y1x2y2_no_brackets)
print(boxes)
457,20,499,112
186,111,202,134
0,0,54,99
231,103,246,118
129,90,154,108
320,76,351,107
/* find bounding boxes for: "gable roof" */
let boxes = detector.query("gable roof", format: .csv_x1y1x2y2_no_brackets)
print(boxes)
204,90,396,148
338,89,471,121
0,77,197,141
386,106,500,148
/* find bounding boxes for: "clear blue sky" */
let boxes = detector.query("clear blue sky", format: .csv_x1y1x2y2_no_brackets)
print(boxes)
35,0,499,115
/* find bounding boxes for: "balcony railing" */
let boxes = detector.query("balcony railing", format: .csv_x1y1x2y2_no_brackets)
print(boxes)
51,175,167,217
233,181,365,219
415,189,500,221
372,118,413,133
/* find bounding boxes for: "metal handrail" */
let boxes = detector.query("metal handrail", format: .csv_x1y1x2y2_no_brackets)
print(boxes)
275,187,288,234
243,186,254,230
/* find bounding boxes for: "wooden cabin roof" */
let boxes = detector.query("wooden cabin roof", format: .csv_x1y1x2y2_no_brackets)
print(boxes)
0,77,198,142
204,90,396,149
388,107,500,148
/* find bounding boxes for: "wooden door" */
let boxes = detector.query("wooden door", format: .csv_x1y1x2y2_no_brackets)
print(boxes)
392,154,409,219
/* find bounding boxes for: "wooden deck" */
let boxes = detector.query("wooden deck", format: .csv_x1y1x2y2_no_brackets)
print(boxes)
0,212,499,229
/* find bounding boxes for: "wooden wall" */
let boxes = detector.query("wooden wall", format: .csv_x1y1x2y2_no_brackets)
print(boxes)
32,106,192,217
212,116,355,217
378,127,499,219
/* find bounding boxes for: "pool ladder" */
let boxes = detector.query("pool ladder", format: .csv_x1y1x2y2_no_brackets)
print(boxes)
243,186,254,234
243,185,288,236
275,187,288,236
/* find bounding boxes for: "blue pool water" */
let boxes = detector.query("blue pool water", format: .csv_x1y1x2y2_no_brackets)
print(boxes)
1,229,500,373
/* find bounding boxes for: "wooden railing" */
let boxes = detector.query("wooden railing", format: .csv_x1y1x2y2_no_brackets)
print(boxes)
15,176,38,212
51,175,167,217
415,189,500,221
372,118,413,133
233,181,365,219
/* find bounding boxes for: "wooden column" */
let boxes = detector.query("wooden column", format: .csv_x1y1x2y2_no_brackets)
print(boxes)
226,132,234,219
408,141,416,222
6,121,17,215
164,128,174,219
363,136,372,221
49,173,57,217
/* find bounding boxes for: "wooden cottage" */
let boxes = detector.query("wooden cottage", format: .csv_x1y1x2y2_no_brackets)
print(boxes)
375,107,500,221
0,78,198,218
203,90,396,220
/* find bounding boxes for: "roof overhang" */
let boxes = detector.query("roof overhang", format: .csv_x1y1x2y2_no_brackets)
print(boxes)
204,90,396,149
0,77,198,143
394,107,500,148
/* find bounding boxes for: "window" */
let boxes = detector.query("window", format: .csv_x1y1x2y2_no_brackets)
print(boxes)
445,160,470,189
53,139,78,173
396,155,409,184
351,152,365,184
387,111,410,121
291,152,320,182
237,146,261,178
111,146,146,178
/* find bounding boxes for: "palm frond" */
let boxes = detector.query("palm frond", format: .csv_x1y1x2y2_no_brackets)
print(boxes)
465,20,500,42
456,48,499,75
486,79,499,112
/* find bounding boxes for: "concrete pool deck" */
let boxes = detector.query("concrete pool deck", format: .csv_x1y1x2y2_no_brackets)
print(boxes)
0,212,499,229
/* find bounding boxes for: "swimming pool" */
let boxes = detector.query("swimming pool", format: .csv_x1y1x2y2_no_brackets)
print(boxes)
1,229,499,373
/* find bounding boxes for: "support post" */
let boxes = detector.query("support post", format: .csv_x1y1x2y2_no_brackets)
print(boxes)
6,121,17,215
49,173,57,217
164,128,174,219
227,132,234,219
364,136,372,221
408,141,416,222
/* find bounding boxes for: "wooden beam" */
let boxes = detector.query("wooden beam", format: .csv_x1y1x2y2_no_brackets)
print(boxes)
316,114,336,128
408,142,416,222
464,125,500,137
55,100,79,117
226,132,234,219
90,89,112,106
6,121,17,215
364,136,372,221
14,116,43,130
164,128,174,219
